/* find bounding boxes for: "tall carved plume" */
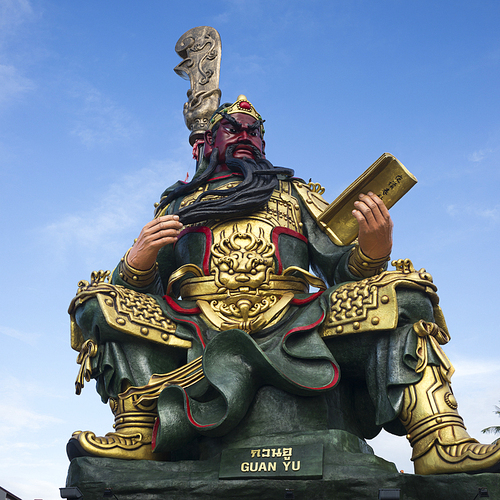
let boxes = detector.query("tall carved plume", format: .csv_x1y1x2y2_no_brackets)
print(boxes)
174,26,222,146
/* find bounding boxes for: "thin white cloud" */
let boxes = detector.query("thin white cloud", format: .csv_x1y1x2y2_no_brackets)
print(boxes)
0,0,37,108
445,205,458,216
70,84,142,147
468,148,492,163
212,0,259,22
0,63,35,104
446,203,500,221
0,377,65,435
451,357,500,378
0,0,34,32
230,53,267,77
42,159,187,265
0,324,40,346
0,405,63,433
0,441,41,451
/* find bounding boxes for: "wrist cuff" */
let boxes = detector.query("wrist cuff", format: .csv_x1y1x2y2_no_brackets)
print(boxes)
348,245,390,278
118,248,159,287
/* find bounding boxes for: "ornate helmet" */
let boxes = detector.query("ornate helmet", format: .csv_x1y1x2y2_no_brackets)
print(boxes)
208,95,265,135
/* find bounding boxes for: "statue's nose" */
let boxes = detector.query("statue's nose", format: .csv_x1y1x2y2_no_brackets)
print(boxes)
239,129,250,140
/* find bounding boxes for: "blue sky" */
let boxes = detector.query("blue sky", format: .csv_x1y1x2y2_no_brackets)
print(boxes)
1,1,500,498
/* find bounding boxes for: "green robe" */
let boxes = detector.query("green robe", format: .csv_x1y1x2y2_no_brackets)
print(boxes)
73,173,441,453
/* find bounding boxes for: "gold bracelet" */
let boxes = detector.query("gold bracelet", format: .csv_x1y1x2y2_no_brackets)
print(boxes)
118,248,159,287
348,245,390,278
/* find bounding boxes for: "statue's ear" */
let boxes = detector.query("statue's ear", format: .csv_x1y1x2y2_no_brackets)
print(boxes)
203,130,214,158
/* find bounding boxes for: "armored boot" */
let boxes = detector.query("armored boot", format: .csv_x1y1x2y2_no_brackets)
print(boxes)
67,393,168,461
400,363,500,474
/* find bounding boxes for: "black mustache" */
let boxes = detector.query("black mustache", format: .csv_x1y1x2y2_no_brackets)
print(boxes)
161,147,293,225
225,143,263,160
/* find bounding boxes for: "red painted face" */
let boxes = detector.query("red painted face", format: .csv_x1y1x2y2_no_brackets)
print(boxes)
204,113,265,165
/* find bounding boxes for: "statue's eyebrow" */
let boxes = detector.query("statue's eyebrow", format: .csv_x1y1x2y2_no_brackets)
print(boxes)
220,113,265,133
220,113,241,129
248,119,265,131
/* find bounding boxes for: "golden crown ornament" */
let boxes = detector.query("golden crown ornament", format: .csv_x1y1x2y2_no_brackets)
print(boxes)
209,95,265,135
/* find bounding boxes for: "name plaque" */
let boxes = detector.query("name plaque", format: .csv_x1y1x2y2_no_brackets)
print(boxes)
219,443,323,479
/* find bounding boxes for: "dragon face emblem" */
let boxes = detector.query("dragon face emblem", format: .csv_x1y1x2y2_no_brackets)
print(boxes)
211,223,275,294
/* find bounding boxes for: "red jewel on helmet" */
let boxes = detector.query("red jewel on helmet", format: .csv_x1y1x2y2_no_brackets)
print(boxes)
239,101,251,110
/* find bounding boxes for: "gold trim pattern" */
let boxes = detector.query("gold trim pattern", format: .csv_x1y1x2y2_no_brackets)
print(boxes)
168,217,319,333
399,364,500,474
400,365,466,453
179,274,310,301
69,270,111,351
198,292,294,333
178,180,241,210
166,264,204,297
306,180,326,196
121,355,204,403
69,272,191,351
166,185,311,333
413,320,453,379
202,221,301,332
118,248,159,288
347,245,390,278
320,259,446,338
293,180,335,241
96,290,190,348
69,394,167,460
75,339,98,395
208,95,264,134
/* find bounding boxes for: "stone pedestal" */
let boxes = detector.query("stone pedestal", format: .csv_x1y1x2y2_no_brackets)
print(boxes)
66,386,500,498
66,428,500,500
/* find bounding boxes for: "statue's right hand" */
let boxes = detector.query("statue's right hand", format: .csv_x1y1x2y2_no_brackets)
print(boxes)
127,215,184,270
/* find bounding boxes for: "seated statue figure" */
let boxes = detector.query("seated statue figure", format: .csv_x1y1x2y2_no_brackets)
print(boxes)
67,95,500,475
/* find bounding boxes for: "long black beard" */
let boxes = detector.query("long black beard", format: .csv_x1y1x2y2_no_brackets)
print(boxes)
159,145,294,225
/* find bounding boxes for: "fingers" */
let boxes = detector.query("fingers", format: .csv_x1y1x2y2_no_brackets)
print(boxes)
127,216,184,270
353,191,393,260
142,215,184,245
148,215,184,232
367,191,390,220
354,191,393,233
353,192,387,224
351,206,367,228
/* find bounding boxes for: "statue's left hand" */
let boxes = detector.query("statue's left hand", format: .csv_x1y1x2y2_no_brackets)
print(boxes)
352,192,393,259
127,215,184,270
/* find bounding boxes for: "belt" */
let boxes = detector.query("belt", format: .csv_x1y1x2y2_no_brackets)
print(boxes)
166,265,326,334
180,274,309,301
166,264,326,301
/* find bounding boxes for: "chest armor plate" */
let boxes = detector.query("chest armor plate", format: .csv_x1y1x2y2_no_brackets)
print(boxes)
167,179,323,333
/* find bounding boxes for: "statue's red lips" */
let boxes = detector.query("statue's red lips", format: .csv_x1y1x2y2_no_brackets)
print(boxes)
233,144,255,156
